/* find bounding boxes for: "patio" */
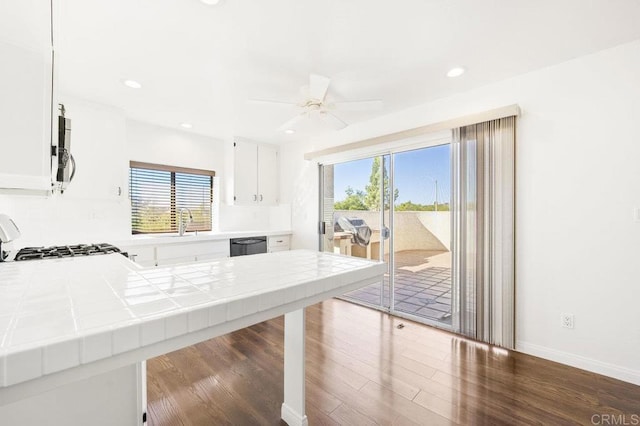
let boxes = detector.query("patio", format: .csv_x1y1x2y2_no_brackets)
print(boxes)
343,249,452,326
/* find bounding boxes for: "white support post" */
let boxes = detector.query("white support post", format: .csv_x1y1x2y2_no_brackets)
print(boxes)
281,308,308,426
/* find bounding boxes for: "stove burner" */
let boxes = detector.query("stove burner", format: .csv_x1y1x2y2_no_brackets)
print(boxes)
14,243,122,261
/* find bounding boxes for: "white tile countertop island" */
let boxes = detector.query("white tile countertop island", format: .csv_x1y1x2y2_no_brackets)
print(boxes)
0,250,385,426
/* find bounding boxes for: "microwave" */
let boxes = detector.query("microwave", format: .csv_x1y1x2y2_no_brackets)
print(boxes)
53,104,75,192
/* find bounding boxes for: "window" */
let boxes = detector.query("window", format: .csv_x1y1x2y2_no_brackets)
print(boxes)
129,161,214,234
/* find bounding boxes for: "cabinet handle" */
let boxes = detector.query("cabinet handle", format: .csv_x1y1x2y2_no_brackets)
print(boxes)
253,194,257,201
260,194,263,202
276,240,283,243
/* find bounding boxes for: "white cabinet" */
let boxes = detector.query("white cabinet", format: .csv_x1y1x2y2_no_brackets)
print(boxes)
257,144,278,205
121,245,155,267
155,240,229,266
234,140,278,206
0,2,53,191
268,235,291,253
122,240,230,267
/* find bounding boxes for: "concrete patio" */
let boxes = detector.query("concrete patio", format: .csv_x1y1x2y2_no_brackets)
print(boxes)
343,250,452,326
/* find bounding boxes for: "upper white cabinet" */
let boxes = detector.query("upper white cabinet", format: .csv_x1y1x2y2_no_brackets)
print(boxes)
0,1,53,191
234,139,279,206
257,143,278,205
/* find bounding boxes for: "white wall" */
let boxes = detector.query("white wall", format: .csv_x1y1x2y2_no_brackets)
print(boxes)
280,40,640,384
127,120,226,180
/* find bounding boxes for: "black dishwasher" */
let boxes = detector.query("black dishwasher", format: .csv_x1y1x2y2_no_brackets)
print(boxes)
230,236,267,257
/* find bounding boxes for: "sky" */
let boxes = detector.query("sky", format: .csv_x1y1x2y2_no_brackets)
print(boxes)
332,143,451,206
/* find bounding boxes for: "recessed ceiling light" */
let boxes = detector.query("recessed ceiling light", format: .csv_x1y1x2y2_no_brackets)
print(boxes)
284,129,295,134
200,0,221,5
122,79,142,89
446,67,465,78
180,122,193,129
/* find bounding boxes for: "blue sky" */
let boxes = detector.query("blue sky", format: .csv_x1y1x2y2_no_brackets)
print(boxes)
333,144,451,205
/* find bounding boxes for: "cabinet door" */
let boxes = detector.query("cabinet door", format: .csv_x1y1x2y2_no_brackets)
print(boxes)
233,140,258,205
257,144,278,205
268,234,290,253
156,240,230,266
0,2,52,191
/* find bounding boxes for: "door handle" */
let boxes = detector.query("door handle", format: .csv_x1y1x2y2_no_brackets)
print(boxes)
381,226,390,239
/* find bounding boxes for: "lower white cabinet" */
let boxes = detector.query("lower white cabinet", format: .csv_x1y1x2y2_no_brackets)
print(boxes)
156,241,229,266
122,245,155,267
0,363,142,426
120,240,229,267
121,235,290,267
268,235,290,253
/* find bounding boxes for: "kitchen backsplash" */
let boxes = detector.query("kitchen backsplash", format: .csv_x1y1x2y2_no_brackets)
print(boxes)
0,194,130,247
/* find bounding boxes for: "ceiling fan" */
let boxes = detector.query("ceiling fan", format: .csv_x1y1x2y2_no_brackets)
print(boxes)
249,74,383,132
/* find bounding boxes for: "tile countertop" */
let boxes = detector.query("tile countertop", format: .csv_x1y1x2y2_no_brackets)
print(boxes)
116,229,292,247
0,250,385,389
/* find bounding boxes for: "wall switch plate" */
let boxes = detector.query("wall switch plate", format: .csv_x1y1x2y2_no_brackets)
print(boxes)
561,313,575,329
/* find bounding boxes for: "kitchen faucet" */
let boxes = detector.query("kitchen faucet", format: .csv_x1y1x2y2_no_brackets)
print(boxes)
178,208,193,236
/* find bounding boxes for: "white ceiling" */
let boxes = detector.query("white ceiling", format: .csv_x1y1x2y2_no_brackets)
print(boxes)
56,0,640,144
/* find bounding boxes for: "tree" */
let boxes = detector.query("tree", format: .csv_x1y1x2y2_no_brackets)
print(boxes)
364,157,398,211
334,186,367,210
395,201,450,212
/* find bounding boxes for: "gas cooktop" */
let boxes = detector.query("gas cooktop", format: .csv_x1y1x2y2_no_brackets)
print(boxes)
14,243,122,261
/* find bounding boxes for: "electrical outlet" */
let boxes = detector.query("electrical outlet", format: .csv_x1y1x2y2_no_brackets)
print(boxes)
561,313,575,329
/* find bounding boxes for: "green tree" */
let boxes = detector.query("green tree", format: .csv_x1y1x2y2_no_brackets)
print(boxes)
364,157,398,211
334,186,367,210
395,201,450,212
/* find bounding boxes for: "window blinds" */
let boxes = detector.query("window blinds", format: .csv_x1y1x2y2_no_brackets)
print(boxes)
129,162,214,234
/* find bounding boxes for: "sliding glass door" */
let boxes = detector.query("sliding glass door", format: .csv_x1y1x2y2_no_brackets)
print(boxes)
320,156,391,309
319,144,452,329
319,116,515,346
391,145,452,327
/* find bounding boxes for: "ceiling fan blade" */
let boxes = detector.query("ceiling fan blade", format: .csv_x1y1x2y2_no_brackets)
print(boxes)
247,99,297,107
309,74,331,102
321,112,348,130
277,113,307,132
331,100,384,111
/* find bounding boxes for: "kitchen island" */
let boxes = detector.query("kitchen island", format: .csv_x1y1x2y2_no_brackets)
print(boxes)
0,250,385,426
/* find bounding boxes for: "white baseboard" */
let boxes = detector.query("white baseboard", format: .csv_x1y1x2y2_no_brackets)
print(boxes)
516,340,640,386
281,403,309,426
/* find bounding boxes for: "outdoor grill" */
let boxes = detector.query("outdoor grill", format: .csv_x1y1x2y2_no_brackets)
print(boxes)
334,216,372,247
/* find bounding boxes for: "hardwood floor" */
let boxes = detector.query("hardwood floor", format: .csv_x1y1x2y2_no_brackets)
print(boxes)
147,299,640,425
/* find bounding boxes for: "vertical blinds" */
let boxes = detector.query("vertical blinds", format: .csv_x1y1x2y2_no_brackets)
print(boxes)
129,161,214,234
451,116,515,349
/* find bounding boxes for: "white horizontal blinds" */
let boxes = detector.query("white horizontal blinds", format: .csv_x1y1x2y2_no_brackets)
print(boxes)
130,167,173,234
175,172,212,232
452,116,515,348
129,162,214,234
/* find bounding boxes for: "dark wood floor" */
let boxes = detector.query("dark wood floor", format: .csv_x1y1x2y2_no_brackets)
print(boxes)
147,299,640,425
